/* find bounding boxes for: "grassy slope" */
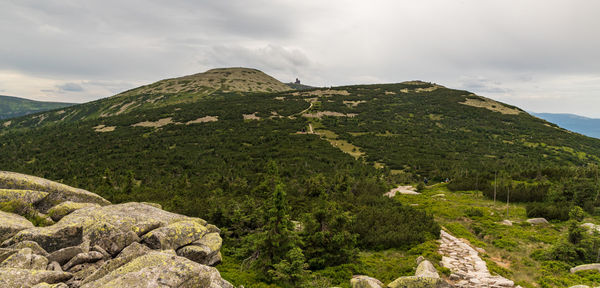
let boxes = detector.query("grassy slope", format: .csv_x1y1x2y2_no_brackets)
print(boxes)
0,95,75,120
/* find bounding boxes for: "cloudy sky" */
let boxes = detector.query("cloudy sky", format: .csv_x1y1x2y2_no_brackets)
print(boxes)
2,1,600,117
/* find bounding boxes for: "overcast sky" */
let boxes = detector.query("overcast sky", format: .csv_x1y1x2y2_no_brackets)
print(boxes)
2,1,600,117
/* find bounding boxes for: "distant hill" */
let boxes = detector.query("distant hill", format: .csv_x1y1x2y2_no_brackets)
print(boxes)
0,95,75,120
532,112,600,139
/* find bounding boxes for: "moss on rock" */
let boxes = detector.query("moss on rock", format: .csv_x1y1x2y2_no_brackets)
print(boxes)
0,189,48,205
48,202,100,222
0,209,34,242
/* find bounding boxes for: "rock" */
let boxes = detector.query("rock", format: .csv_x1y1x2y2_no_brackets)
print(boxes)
47,246,84,265
115,242,151,259
176,232,223,265
415,260,440,278
416,256,425,265
0,189,48,205
142,219,208,250
9,240,49,256
432,194,445,198
62,251,104,271
80,251,233,288
48,202,100,221
526,218,549,225
91,245,110,260
387,276,449,288
66,260,105,287
87,222,140,256
0,171,111,213
140,201,162,209
47,261,62,272
569,285,591,288
81,243,151,285
0,210,34,242
500,220,513,226
0,248,18,263
570,263,600,273
2,224,83,253
0,248,48,269
0,268,72,287
350,275,384,288
32,283,69,288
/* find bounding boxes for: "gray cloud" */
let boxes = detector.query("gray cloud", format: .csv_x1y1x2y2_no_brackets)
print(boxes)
56,82,84,92
1,1,600,116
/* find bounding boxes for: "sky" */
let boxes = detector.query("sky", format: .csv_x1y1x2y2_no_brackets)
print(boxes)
1,0,600,117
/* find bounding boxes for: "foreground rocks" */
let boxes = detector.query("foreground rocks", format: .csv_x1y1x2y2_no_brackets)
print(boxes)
351,258,452,288
439,230,517,288
0,171,232,287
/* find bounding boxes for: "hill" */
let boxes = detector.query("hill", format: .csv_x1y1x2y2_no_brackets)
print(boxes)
1,68,291,127
2,68,600,287
0,95,75,120
532,112,600,139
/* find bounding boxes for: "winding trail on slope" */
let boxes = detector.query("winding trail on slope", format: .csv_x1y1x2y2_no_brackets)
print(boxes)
439,230,519,288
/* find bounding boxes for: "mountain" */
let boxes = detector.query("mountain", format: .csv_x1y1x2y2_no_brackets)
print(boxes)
2,67,600,287
0,95,75,120
532,112,600,139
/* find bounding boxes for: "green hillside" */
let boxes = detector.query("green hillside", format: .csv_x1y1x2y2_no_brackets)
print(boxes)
2,68,600,287
0,95,75,120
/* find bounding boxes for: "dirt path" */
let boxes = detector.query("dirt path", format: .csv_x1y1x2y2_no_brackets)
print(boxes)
439,230,517,288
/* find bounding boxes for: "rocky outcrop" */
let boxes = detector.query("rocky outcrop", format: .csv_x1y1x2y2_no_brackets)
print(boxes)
526,218,549,225
351,275,384,288
48,202,100,221
0,189,48,204
387,259,449,288
439,230,516,288
0,171,232,288
0,210,34,242
0,171,110,213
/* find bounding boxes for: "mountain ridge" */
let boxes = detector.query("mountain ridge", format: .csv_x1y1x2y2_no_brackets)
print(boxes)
531,112,600,139
0,95,75,120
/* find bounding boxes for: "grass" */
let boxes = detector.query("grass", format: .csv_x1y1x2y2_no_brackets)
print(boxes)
390,183,600,287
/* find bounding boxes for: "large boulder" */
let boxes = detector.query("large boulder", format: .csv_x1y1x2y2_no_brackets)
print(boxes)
0,248,48,269
48,202,100,221
176,232,222,265
2,224,83,253
80,251,233,288
142,219,208,250
9,240,49,257
0,171,110,212
415,260,440,278
351,275,384,288
0,268,72,287
526,218,549,225
0,189,48,205
0,210,34,242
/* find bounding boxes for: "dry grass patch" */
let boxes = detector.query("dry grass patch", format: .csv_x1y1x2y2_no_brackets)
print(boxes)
132,117,174,128
93,125,116,132
302,111,357,119
460,96,521,115
2,121,11,127
243,112,261,120
186,116,218,125
343,100,366,107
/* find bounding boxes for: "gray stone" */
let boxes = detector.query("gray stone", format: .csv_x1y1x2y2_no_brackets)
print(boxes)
9,240,49,256
62,251,104,271
47,246,84,265
32,283,69,288
176,232,222,265
500,220,513,226
0,189,48,205
80,251,233,288
350,275,384,288
0,268,72,287
415,260,440,278
0,210,34,242
47,261,62,272
2,224,83,253
0,248,48,270
142,219,208,250
526,218,549,225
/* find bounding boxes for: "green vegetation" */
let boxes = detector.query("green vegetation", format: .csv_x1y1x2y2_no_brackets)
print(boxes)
2,70,600,286
0,95,74,120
